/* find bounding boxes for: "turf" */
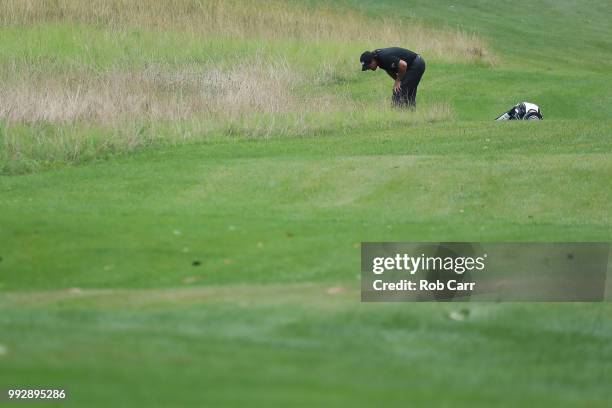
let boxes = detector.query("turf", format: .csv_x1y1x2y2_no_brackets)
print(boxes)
1,0,611,406
1,122,611,290
2,290,611,407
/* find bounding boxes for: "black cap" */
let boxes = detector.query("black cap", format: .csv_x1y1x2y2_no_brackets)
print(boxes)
360,51,374,71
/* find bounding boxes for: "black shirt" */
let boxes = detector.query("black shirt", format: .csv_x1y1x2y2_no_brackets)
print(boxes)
374,47,418,79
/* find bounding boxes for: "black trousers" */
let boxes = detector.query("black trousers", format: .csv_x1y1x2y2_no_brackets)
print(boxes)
392,55,426,108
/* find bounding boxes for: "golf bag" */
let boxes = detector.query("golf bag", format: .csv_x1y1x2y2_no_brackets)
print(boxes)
495,102,542,121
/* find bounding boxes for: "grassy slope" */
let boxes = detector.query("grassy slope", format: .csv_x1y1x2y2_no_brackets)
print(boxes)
341,0,612,72
1,0,612,406
341,0,612,119
1,122,611,289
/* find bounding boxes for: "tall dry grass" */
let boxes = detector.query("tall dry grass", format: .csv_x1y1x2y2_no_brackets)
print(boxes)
0,0,494,64
0,61,298,124
1,100,457,173
0,0,482,173
0,0,490,127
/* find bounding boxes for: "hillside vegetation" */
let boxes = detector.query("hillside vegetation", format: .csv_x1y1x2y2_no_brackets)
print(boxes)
0,1,611,407
0,0,493,174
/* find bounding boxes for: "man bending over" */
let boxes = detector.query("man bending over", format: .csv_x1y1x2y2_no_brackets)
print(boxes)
360,47,426,109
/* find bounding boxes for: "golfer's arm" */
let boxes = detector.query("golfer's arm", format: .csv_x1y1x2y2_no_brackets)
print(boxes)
396,60,408,81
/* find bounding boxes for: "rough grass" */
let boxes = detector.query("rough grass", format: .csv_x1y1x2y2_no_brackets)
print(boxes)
0,61,297,123
0,0,494,173
1,0,493,63
0,102,456,174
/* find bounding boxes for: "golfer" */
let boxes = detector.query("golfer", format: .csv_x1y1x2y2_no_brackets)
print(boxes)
360,47,426,108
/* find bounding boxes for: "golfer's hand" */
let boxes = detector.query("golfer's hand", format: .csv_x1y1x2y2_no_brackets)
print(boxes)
393,80,401,93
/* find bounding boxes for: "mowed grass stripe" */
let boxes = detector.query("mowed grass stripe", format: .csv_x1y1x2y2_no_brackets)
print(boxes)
1,148,609,290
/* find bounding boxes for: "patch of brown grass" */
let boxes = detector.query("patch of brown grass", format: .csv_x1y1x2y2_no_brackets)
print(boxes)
0,62,297,124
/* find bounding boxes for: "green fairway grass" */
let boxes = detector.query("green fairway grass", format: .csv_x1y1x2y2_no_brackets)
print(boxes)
1,0,611,406
1,122,611,290
2,289,612,407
